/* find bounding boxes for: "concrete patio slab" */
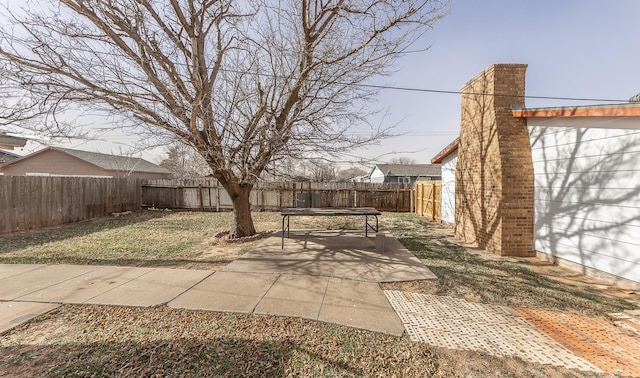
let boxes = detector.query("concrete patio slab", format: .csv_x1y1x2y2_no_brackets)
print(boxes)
255,275,329,319
18,266,152,304
0,264,100,300
0,301,60,334
169,272,278,313
85,268,212,307
223,230,437,283
0,264,46,280
0,261,413,337
318,278,405,336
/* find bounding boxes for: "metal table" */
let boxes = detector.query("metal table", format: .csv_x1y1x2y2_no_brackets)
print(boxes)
281,207,381,248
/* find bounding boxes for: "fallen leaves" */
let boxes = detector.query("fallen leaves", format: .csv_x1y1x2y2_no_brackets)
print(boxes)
1,305,441,377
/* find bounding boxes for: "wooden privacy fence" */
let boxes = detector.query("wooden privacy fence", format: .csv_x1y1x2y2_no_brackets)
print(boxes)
0,176,141,234
0,177,412,235
415,180,442,220
142,179,229,211
142,179,413,212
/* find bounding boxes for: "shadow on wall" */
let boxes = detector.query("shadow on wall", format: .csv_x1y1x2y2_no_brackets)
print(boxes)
455,70,502,251
454,64,533,257
531,126,640,283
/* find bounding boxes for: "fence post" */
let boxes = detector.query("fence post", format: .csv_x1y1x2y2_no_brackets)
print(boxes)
410,186,414,213
140,179,145,211
292,182,296,207
416,182,420,216
216,185,220,212
173,186,178,209
199,184,204,212
419,182,423,215
431,182,436,221
421,182,425,216
395,184,399,212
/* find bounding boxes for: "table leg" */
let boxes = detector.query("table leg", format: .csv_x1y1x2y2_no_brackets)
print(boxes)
365,215,379,236
281,215,292,249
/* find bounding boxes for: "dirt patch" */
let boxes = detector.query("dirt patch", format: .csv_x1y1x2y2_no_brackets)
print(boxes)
459,240,640,309
191,230,276,270
515,259,640,307
210,229,274,243
382,215,638,318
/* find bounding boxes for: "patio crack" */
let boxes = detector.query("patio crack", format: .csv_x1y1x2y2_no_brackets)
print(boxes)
316,276,331,321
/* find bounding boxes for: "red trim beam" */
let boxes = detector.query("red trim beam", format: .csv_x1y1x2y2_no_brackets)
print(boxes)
513,104,640,118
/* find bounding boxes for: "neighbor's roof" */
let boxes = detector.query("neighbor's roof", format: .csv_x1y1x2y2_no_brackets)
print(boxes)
431,138,459,164
0,132,27,149
512,103,640,118
375,163,441,177
0,149,21,165
3,147,170,174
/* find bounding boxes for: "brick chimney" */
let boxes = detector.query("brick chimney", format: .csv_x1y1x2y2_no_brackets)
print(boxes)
454,64,534,256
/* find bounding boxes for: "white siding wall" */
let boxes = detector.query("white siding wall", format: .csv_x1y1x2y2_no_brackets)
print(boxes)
369,166,384,183
529,122,640,283
440,152,457,224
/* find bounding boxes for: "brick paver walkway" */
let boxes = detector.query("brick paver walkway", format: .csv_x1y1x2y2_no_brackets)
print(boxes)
515,308,640,376
384,291,601,373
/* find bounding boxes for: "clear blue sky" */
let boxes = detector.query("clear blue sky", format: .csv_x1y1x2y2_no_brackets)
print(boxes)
10,0,640,167
366,0,640,164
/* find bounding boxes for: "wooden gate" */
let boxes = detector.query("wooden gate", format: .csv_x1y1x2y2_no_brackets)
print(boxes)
415,180,441,220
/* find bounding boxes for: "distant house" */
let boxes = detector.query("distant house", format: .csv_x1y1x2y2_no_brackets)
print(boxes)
0,147,171,179
431,138,459,225
347,174,370,183
0,150,21,167
369,164,441,184
0,132,27,150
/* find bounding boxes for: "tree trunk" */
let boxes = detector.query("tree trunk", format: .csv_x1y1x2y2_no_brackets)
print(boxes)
228,185,256,239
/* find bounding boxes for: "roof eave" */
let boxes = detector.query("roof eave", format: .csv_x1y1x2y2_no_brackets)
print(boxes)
512,103,640,118
0,147,55,168
431,137,460,163
0,134,27,149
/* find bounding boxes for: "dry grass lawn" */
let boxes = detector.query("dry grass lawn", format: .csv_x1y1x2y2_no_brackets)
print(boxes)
1,210,637,377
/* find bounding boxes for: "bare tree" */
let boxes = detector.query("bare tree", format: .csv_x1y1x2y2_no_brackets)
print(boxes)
159,142,212,179
0,71,43,128
300,159,337,182
262,156,337,182
388,156,419,165
0,0,448,238
336,166,368,182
